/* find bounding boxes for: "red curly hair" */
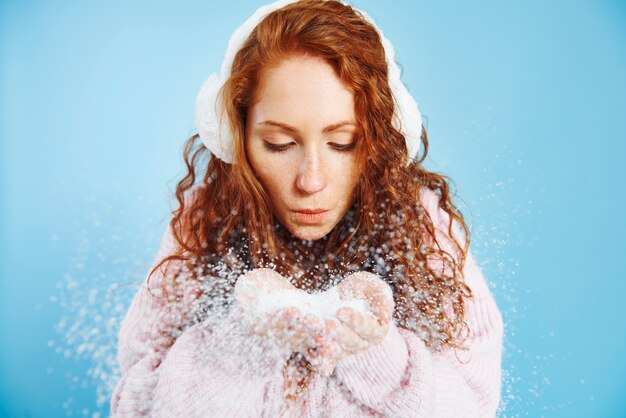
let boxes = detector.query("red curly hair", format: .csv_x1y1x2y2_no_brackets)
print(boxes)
146,0,474,401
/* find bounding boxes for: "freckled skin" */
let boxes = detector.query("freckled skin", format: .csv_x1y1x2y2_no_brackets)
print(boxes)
245,55,361,241
242,56,390,374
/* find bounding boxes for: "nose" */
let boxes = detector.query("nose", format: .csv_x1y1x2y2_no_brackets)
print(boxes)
296,148,326,194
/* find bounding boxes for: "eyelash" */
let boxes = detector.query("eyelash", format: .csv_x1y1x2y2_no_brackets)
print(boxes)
263,141,356,153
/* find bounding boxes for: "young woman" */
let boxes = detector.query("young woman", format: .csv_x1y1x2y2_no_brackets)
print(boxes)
110,0,504,416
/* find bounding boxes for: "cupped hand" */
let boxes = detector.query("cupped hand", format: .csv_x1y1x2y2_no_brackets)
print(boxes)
233,269,395,377
335,271,395,326
234,268,324,353
234,268,298,311
305,272,395,376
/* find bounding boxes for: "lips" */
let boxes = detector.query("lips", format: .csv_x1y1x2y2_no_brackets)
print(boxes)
294,209,327,214
291,208,329,224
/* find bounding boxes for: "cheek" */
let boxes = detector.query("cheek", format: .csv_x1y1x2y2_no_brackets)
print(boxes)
247,140,272,179
249,151,292,202
258,168,287,197
330,156,360,193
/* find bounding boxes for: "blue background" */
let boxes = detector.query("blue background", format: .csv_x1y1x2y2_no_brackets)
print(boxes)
1,0,625,416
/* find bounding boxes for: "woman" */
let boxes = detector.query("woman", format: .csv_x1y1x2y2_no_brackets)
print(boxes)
110,0,504,416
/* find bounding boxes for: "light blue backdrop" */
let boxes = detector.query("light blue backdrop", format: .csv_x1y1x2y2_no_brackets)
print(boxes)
1,0,624,417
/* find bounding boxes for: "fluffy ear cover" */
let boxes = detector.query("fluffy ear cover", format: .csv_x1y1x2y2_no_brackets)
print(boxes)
194,0,422,165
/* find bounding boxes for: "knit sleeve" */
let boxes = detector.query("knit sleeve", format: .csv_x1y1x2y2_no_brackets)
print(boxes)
330,188,504,417
109,191,290,417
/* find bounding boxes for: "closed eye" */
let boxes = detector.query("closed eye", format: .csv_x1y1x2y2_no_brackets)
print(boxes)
262,140,356,153
329,142,356,151
263,141,294,152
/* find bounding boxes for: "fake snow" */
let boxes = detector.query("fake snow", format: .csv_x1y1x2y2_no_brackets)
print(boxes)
255,286,371,320
48,178,531,417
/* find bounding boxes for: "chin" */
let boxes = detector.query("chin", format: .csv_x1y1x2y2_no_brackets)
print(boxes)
288,224,332,241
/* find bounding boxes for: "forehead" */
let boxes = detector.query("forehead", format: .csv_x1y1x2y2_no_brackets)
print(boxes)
249,56,355,123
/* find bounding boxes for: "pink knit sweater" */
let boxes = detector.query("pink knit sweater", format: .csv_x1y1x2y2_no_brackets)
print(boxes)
110,188,504,417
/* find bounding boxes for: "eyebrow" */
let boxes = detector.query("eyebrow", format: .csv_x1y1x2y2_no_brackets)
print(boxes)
257,120,357,134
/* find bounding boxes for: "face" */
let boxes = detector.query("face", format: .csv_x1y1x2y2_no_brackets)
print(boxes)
245,55,361,241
